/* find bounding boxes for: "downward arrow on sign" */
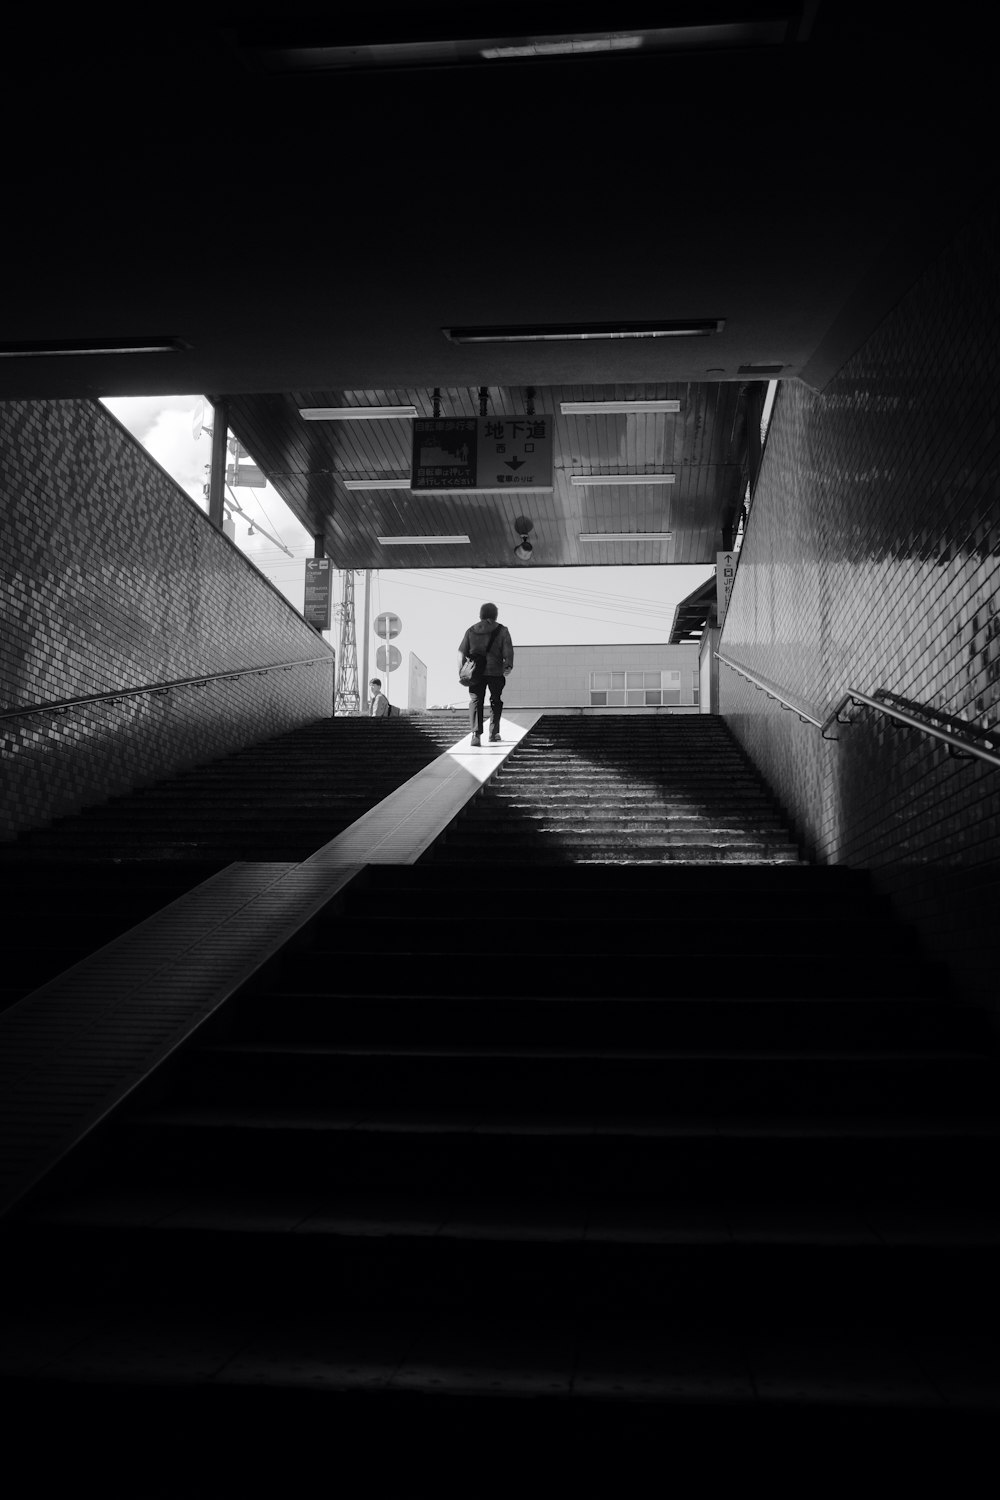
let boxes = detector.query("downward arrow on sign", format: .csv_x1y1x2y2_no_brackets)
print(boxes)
504,455,525,471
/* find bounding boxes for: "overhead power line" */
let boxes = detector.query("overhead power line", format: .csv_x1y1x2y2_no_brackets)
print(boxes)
371,572,684,635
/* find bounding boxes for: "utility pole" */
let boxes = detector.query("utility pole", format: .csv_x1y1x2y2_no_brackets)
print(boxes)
208,398,228,531
360,570,372,696
334,570,361,714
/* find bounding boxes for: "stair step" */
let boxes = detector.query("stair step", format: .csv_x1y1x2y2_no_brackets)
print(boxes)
6,713,998,1426
297,915,892,954
267,955,939,998
173,1045,997,1116
218,994,992,1051
9,1206,1000,1326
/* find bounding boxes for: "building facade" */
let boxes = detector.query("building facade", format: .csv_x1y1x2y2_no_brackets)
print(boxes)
501,643,702,711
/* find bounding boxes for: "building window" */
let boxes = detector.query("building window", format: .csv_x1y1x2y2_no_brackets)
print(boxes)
590,669,683,707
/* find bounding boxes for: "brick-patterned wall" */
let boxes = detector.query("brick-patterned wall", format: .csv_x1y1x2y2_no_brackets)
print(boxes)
720,204,1000,1006
1,399,334,841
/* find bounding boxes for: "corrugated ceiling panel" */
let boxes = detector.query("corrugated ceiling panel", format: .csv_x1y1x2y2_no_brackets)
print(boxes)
226,381,751,569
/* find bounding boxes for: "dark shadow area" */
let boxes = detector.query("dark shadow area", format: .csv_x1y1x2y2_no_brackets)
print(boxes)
0,711,468,1010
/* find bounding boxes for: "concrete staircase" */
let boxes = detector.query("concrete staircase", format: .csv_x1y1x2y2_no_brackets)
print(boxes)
434,713,803,863
2,713,999,1484
0,711,468,1010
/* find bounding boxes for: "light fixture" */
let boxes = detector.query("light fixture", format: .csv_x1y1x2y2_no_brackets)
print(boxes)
513,516,534,562
571,473,676,485
0,336,189,358
377,535,470,545
481,36,643,59
579,532,673,542
299,406,418,420
342,478,412,490
248,525,256,536
559,399,681,414
443,319,724,344
241,21,798,76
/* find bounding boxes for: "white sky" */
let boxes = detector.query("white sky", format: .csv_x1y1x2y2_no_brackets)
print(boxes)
100,395,715,708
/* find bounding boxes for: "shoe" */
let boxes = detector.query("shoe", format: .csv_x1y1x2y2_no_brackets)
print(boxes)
470,733,481,746
489,731,501,743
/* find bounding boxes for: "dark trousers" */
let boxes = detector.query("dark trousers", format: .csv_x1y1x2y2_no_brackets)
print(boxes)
469,675,504,735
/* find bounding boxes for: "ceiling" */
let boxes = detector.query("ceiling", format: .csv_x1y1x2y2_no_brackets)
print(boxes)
2,4,992,573
225,380,757,568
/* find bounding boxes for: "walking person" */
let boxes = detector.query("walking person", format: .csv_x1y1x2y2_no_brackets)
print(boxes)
458,603,513,746
368,677,390,717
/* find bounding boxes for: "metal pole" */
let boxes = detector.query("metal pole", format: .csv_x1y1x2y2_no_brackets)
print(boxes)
208,398,228,531
361,570,371,707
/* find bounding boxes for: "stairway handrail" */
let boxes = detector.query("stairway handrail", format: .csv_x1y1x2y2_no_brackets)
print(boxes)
716,652,1000,771
0,656,332,724
714,653,824,726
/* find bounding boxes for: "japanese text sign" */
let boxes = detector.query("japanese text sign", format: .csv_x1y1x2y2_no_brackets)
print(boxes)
411,416,553,492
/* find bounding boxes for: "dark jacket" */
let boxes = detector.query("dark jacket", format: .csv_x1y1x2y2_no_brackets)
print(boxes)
459,620,514,677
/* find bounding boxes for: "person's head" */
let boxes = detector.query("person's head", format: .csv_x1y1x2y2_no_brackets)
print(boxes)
479,602,498,621
369,678,381,693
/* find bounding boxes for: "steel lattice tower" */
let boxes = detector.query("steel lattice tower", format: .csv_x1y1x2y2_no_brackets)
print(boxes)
334,569,361,715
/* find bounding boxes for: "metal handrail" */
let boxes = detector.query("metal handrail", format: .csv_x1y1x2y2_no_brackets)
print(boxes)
821,689,1000,768
714,653,824,726
0,656,332,724
716,652,1000,771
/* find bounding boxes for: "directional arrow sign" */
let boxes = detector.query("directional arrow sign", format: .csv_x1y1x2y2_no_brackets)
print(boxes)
412,417,552,492
477,415,553,491
226,465,267,488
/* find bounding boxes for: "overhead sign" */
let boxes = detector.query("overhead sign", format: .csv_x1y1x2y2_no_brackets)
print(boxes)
304,557,333,630
411,416,553,492
374,612,402,639
226,465,267,488
376,644,402,672
716,551,736,624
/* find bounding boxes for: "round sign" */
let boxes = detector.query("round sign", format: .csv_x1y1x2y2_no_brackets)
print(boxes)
376,644,402,672
374,612,402,639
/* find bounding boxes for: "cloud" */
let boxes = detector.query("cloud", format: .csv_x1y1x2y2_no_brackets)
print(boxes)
101,395,208,505
101,394,200,444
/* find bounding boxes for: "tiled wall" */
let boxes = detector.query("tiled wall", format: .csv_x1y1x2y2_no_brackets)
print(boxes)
504,643,701,707
1,399,334,841
720,204,1000,1006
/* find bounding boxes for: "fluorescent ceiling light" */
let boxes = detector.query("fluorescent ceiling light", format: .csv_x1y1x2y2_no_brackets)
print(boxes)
300,406,417,420
377,535,470,545
343,478,411,490
245,22,797,75
481,36,642,59
443,319,723,344
560,400,681,414
580,533,673,542
0,336,188,358
571,473,676,485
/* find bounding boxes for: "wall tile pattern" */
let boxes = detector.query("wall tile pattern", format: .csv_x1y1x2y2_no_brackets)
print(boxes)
720,205,1000,1002
1,400,333,840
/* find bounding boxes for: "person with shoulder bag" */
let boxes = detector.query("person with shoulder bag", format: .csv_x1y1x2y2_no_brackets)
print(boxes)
457,602,514,746
368,678,391,717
